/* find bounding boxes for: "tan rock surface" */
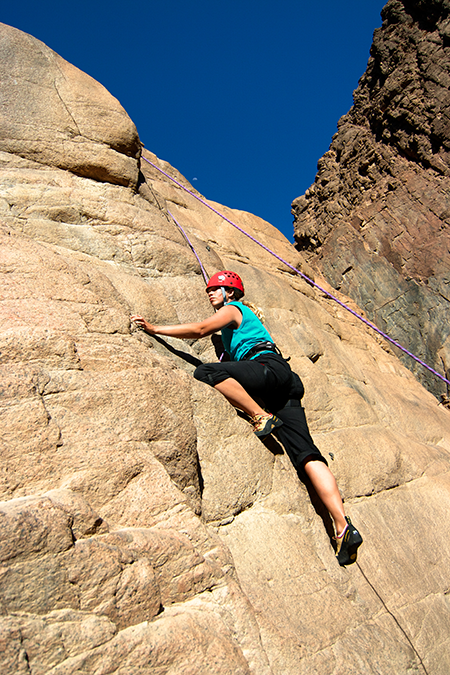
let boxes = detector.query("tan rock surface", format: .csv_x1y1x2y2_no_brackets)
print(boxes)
1,19,450,675
0,22,140,188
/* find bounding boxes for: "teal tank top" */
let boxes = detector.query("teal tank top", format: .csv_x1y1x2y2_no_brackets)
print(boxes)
220,301,274,361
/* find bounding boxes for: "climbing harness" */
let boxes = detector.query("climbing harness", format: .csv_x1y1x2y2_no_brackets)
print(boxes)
142,155,450,389
241,341,283,361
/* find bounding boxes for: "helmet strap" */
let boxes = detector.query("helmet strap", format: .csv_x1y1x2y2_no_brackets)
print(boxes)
221,287,227,303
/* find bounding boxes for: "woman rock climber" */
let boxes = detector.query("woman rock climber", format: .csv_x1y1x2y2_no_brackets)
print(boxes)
131,270,362,566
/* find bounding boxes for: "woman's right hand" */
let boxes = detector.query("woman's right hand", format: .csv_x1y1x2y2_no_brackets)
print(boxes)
130,315,156,335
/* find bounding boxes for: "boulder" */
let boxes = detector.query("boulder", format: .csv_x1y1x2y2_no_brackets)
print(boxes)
0,22,140,188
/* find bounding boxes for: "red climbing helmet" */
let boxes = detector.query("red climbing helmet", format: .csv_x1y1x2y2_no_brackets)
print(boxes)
206,270,244,294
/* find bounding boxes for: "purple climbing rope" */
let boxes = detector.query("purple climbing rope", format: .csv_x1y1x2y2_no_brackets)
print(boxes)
142,155,450,388
167,209,209,283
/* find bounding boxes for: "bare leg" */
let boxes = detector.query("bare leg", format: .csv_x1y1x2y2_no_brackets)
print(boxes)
215,383,348,536
303,457,347,535
214,378,266,417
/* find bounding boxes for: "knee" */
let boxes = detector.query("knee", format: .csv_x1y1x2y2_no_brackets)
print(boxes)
193,363,210,383
303,453,328,469
194,363,229,387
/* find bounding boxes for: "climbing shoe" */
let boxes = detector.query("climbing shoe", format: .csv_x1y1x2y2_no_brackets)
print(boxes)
335,516,363,566
251,413,283,439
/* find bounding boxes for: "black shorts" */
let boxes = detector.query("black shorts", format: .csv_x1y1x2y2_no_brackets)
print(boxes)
194,354,326,470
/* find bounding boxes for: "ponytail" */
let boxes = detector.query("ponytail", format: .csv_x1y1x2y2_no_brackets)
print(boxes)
242,301,266,323
227,287,265,323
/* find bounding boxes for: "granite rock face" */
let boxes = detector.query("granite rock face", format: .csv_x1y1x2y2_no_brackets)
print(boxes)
292,0,450,396
0,22,140,188
2,20,450,675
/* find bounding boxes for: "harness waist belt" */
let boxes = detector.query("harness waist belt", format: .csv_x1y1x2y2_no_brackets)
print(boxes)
241,342,280,361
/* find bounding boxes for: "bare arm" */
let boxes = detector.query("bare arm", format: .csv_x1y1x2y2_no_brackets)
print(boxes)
130,305,242,339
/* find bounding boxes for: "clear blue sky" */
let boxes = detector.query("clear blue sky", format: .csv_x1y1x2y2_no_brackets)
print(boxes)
3,1,384,241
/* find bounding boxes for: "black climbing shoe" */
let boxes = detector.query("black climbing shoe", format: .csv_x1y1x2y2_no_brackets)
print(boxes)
251,413,283,439
335,517,363,566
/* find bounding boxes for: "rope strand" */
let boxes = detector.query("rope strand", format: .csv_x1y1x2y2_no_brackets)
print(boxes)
142,155,450,388
167,209,208,283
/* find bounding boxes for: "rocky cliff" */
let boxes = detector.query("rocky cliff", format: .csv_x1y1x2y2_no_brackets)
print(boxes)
292,0,450,397
1,20,450,675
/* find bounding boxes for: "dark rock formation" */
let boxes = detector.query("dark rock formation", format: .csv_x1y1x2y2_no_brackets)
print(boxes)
292,0,450,396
